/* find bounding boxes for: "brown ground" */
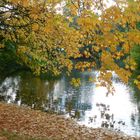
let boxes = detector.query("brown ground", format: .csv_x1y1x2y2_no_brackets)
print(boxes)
0,102,139,140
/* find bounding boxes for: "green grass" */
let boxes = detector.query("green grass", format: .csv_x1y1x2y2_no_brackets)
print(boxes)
0,130,49,140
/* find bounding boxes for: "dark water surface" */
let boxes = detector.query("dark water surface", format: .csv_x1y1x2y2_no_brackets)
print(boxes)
0,71,140,136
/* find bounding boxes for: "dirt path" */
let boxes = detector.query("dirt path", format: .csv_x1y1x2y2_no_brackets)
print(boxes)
0,103,139,140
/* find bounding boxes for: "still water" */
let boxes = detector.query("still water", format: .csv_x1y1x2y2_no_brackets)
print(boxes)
0,71,140,137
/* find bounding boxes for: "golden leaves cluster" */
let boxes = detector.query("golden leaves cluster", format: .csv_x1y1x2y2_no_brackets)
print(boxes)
70,78,81,87
1,0,140,89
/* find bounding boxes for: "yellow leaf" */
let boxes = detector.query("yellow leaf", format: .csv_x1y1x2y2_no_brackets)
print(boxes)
125,65,129,69
94,47,100,52
22,0,28,7
32,23,39,31
11,0,19,4
71,78,81,87
137,75,140,79
134,79,139,84
0,44,5,48
130,66,135,71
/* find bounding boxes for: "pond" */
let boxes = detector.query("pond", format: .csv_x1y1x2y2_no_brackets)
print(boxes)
0,70,140,137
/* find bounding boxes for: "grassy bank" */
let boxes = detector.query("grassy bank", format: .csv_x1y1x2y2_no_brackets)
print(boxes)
0,130,46,140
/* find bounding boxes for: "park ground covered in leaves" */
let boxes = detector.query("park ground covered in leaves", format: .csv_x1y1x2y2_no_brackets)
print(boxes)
0,102,139,140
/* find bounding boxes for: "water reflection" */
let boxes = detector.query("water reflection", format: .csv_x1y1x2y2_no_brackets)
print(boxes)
0,71,140,136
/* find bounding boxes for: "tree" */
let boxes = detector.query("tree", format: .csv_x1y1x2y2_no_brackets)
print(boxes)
0,0,81,76
1,0,140,91
65,0,140,91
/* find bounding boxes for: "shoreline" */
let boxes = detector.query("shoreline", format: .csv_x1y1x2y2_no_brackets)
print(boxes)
0,102,139,140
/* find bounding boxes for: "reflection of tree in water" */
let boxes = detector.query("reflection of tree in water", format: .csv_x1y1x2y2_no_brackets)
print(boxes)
0,71,58,111
65,95,82,119
87,103,127,133
0,70,140,136
65,94,92,120
0,76,20,102
64,72,93,120
130,86,140,131
17,72,57,110
0,70,94,119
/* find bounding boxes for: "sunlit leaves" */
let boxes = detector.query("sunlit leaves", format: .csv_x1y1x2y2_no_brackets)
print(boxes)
75,62,95,72
10,0,19,4
32,23,39,31
70,78,81,87
1,0,140,90
22,0,29,7
134,75,140,90
0,44,5,49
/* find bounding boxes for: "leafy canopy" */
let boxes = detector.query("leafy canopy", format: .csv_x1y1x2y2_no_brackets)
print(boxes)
1,0,140,90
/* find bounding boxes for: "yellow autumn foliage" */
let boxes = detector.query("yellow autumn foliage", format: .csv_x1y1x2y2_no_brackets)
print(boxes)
1,0,140,89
